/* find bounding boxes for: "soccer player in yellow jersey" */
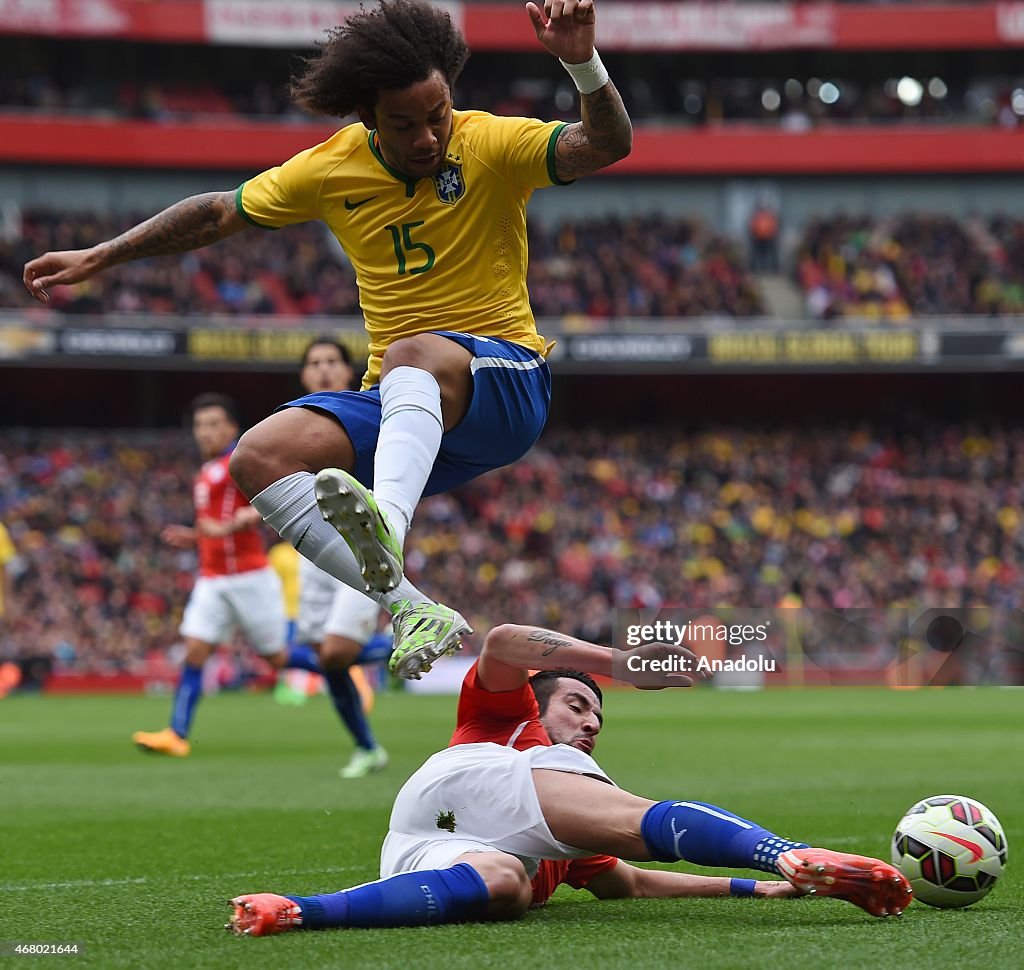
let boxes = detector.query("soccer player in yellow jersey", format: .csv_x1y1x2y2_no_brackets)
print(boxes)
22,0,631,680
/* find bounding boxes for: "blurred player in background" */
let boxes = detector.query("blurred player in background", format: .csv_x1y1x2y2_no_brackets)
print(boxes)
290,337,395,778
23,0,632,682
132,394,309,756
0,520,15,626
227,624,911,935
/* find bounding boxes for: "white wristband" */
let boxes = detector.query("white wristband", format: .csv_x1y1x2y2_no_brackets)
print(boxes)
559,49,609,95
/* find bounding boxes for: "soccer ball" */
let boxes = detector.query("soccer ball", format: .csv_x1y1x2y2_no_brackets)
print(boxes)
891,795,1007,908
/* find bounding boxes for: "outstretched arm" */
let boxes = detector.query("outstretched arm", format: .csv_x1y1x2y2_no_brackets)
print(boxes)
477,624,698,693
23,190,247,304
586,861,799,900
526,0,632,181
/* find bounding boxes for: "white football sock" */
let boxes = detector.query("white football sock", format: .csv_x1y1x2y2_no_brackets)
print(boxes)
374,366,443,549
251,471,430,610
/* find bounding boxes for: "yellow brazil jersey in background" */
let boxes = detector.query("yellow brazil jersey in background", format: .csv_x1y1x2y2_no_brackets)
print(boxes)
0,522,14,617
238,110,568,388
267,541,300,621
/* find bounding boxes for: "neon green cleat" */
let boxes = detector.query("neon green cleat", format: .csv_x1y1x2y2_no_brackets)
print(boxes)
339,745,389,779
314,468,404,594
388,602,472,680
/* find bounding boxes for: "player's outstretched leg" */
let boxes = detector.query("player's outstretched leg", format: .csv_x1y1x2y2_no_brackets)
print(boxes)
387,601,472,680
531,773,912,919
226,856,526,936
315,468,404,594
776,848,912,918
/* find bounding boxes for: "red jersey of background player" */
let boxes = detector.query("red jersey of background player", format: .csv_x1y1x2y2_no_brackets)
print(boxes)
194,452,266,577
449,662,617,907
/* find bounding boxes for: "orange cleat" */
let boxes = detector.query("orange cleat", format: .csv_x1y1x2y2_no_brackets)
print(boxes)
226,894,303,936
132,727,191,757
777,848,913,917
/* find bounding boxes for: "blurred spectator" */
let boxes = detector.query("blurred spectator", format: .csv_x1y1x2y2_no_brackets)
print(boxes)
749,204,780,274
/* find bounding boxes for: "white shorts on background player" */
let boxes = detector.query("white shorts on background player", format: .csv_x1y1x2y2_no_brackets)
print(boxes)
297,555,381,645
179,566,285,654
380,742,615,880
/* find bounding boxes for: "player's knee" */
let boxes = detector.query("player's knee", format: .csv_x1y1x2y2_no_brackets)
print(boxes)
380,335,434,372
183,640,214,666
319,636,360,670
472,855,532,920
264,649,288,670
228,428,269,497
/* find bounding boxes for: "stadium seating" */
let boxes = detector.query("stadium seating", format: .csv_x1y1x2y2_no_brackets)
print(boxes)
3,424,1022,672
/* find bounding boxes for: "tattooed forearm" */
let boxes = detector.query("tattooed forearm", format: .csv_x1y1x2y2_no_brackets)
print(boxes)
555,82,632,181
581,82,632,157
527,628,575,656
97,191,244,268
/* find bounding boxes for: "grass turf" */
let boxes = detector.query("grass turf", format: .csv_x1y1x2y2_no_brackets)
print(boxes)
2,686,1020,969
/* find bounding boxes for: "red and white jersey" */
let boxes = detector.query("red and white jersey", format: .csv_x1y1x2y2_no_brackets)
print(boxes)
449,661,617,906
193,452,266,577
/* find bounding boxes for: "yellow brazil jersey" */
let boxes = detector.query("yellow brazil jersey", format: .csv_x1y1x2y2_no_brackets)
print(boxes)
267,541,300,621
0,522,14,617
238,110,568,388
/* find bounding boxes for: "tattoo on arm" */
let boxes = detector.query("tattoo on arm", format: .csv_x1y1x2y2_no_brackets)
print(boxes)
527,628,574,657
98,191,245,267
555,82,632,182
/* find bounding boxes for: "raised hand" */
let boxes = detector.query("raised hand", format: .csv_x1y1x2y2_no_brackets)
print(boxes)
525,0,596,64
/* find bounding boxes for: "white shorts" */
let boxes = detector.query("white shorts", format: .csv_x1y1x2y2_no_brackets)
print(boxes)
297,558,381,644
380,742,615,879
179,567,285,655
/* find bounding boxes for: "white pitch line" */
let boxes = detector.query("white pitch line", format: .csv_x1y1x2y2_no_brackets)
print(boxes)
2,865,362,893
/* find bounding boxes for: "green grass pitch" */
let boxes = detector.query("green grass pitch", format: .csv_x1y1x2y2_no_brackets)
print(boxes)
2,686,1020,969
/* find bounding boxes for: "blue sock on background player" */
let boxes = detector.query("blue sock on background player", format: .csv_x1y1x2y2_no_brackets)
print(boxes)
355,631,393,666
169,663,203,738
286,863,489,928
323,668,377,751
640,800,809,873
285,643,322,674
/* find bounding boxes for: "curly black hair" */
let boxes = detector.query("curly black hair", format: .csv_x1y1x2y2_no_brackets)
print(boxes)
290,0,471,117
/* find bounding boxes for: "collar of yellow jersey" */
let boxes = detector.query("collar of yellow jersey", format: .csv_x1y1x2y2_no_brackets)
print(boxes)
367,131,417,196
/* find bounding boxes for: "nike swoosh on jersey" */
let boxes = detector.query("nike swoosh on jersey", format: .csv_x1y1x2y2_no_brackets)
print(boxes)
928,830,985,862
344,196,378,210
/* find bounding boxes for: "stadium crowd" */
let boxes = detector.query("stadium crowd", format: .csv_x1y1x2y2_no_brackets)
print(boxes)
2,423,1022,675
0,209,764,319
795,213,1022,320
2,71,1020,130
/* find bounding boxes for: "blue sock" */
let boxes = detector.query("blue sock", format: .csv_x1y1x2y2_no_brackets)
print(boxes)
286,644,322,674
324,668,376,751
355,632,393,666
170,663,203,738
640,800,809,874
286,863,489,929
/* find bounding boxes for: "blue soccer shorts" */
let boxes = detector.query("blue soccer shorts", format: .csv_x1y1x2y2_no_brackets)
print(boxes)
280,331,551,496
